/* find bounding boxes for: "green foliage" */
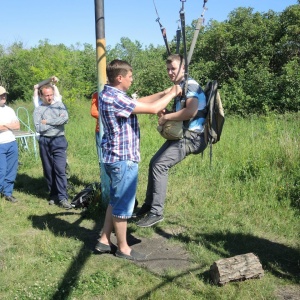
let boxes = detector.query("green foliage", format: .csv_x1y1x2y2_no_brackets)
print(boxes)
107,39,169,96
189,5,300,115
0,40,97,103
0,3,299,115
0,99,299,299
130,46,169,96
109,37,143,63
0,43,35,100
277,58,300,112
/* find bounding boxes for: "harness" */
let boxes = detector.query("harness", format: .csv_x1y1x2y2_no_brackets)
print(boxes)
153,0,224,168
153,0,209,118
153,0,171,55
172,78,207,130
187,0,208,65
153,0,208,70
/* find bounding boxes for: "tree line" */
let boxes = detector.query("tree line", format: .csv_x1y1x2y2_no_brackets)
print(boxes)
0,4,299,115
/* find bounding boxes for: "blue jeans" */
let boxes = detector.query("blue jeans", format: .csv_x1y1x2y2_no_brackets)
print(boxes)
0,141,18,196
104,160,138,219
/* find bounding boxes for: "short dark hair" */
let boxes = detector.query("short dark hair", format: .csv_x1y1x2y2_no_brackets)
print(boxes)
39,84,54,97
106,59,132,84
166,54,184,65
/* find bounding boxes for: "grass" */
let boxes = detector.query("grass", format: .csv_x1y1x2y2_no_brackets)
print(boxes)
0,100,299,299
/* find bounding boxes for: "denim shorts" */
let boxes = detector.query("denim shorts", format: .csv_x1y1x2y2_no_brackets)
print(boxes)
104,160,138,219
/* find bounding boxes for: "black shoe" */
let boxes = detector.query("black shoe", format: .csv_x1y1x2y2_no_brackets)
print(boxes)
4,195,18,203
115,249,147,261
95,241,117,254
132,203,151,218
59,199,72,209
136,213,164,228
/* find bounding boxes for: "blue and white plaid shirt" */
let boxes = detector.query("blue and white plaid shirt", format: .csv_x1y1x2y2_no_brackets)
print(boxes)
99,85,140,163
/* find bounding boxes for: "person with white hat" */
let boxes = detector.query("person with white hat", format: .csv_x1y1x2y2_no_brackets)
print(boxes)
0,86,20,203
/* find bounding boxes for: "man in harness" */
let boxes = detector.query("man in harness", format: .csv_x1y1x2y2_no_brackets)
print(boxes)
136,54,207,227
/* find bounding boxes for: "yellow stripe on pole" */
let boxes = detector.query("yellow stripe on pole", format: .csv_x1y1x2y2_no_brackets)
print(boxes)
95,0,110,204
96,38,107,90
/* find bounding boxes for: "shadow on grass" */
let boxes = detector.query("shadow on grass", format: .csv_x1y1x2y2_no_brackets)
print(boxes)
28,211,103,300
28,208,142,299
15,172,91,200
15,173,48,199
29,212,102,246
172,230,300,283
135,266,206,300
28,209,299,299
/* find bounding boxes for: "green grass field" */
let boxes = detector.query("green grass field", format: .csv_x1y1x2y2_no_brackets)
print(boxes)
0,100,299,299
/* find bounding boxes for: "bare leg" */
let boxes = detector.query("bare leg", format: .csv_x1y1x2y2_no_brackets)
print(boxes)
113,217,131,255
99,205,114,245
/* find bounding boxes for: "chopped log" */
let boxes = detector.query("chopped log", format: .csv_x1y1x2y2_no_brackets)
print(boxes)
210,253,264,285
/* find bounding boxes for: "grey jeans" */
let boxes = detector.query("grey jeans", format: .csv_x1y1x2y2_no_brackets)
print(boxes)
145,131,207,215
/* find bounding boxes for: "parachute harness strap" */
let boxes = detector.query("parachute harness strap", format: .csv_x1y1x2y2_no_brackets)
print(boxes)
153,0,171,55
187,0,208,64
180,0,189,99
176,20,181,54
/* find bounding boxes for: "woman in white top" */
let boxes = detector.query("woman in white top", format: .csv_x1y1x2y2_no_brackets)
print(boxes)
0,86,20,203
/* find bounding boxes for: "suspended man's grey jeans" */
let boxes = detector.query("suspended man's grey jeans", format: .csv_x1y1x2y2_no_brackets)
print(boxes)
145,130,207,216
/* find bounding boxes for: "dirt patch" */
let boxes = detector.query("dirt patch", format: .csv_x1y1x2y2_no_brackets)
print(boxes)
108,228,299,299
110,230,197,275
276,285,300,300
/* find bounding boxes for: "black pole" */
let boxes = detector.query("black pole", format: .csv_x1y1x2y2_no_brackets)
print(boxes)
94,0,109,203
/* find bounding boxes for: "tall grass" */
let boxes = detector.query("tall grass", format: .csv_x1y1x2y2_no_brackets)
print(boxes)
0,100,299,299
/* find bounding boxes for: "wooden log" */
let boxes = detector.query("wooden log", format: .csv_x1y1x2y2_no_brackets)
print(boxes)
210,253,264,285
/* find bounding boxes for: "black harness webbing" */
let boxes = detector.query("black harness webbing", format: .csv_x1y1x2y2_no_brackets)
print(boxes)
153,0,212,150
153,0,171,55
176,21,181,54
152,0,208,64
179,0,189,98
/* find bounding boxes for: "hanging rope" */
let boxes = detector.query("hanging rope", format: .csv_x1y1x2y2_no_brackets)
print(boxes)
153,0,171,55
176,20,181,54
187,0,208,65
179,0,189,97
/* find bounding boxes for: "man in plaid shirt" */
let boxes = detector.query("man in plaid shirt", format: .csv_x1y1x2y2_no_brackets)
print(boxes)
95,59,181,261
